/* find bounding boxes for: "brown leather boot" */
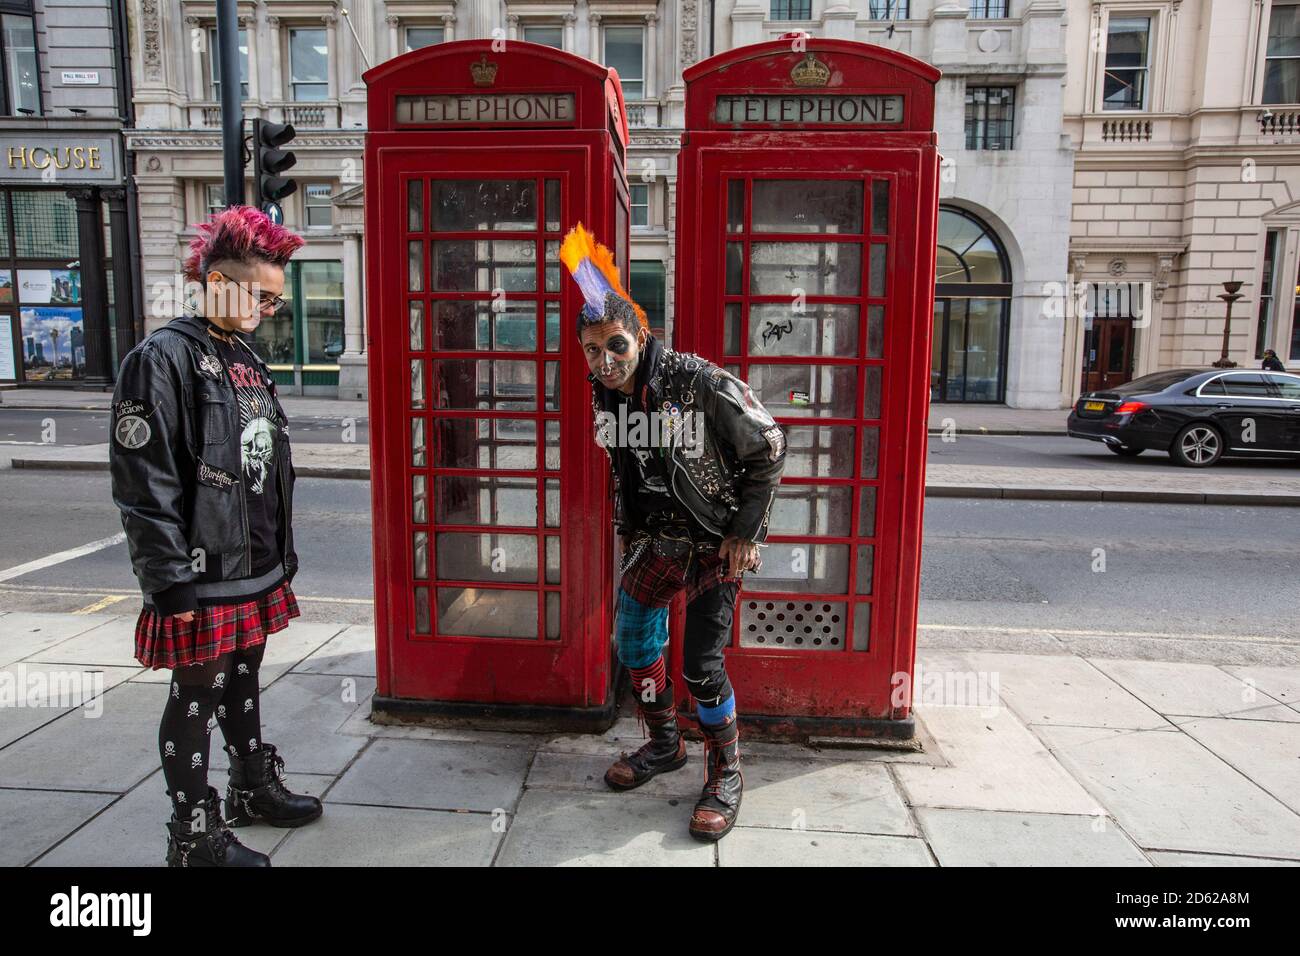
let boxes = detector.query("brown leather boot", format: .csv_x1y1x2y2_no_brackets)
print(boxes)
605,680,688,791
689,713,742,841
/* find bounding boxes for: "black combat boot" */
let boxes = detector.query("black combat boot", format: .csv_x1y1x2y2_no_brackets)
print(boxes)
225,742,323,828
165,787,271,867
688,713,743,841
605,679,688,791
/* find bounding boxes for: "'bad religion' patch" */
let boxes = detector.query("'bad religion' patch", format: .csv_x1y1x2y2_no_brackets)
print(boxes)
113,402,152,450
196,458,238,492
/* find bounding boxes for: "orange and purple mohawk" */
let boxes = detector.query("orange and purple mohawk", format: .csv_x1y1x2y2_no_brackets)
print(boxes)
559,222,647,335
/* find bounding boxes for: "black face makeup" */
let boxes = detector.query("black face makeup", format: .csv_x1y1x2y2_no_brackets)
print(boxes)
580,322,643,393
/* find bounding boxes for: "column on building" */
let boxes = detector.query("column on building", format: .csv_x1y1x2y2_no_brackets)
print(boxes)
338,231,367,400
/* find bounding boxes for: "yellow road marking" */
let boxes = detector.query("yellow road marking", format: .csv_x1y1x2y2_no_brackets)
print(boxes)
72,594,130,614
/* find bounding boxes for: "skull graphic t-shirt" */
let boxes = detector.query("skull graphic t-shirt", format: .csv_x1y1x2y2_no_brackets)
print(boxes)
205,323,286,574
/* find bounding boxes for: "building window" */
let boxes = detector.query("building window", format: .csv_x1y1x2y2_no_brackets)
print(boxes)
965,87,1015,150
289,28,329,101
1263,3,1300,104
630,261,666,338
771,0,812,18
630,184,649,227
868,1,909,18
206,184,225,218
1,7,40,116
1256,230,1281,360
604,26,644,99
523,25,564,48
1103,17,1151,111
933,206,1012,403
207,27,249,100
969,0,1009,17
304,184,333,227
247,260,345,379
405,26,444,51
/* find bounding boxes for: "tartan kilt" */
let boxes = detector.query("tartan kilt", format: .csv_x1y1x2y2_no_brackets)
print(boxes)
619,543,728,609
133,580,300,670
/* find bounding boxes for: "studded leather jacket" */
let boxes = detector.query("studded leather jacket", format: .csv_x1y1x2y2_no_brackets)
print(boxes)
109,314,297,616
589,333,787,543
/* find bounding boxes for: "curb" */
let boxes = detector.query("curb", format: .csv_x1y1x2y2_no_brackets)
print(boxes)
926,427,1066,437
13,456,1298,505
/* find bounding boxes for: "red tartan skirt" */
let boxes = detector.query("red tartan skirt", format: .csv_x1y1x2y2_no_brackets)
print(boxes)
133,581,300,670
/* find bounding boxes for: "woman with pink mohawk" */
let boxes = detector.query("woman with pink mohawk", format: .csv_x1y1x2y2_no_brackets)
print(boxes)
110,205,322,867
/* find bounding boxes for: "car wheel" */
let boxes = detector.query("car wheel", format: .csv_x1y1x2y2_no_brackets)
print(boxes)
1170,423,1223,467
1108,444,1144,457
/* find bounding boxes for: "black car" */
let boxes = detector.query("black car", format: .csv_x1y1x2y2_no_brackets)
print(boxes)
1067,368,1300,467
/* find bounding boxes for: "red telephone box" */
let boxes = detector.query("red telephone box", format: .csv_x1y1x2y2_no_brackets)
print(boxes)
363,40,630,727
672,38,940,739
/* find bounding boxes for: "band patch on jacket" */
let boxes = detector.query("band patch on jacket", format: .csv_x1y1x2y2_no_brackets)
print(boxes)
113,400,152,450
197,458,238,492
761,424,786,461
198,353,224,380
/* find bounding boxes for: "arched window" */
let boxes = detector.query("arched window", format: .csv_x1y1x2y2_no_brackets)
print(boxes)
933,206,1012,403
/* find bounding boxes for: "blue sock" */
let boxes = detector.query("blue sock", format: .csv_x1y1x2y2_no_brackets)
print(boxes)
695,694,736,727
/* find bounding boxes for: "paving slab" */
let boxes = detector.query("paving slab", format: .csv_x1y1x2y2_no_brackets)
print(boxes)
33,770,333,866
0,612,121,667
252,674,375,775
0,788,116,866
894,706,1097,815
718,827,934,866
0,663,140,748
1088,659,1298,720
328,737,531,812
1176,717,1300,815
958,652,1167,730
272,802,501,866
916,808,1150,867
292,623,376,678
496,788,714,866
1148,851,1300,867
0,680,166,792
1221,664,1300,709
27,615,138,667
734,755,915,835
1037,725,1300,859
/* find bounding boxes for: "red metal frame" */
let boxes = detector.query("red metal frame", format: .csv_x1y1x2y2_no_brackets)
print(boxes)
673,39,939,731
364,41,629,714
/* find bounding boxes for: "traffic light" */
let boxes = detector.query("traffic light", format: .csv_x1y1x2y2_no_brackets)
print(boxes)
252,118,297,223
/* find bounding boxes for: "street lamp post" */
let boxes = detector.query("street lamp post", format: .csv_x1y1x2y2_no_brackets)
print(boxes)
1212,280,1245,369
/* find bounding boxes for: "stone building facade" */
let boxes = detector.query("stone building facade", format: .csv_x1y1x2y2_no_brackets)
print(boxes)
125,0,1075,406
1064,0,1300,400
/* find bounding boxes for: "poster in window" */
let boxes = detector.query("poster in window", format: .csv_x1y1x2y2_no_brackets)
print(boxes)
0,270,12,305
20,306,85,382
0,316,15,380
18,269,81,304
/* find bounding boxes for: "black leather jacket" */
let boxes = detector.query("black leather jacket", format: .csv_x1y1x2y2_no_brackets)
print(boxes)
109,314,296,615
590,334,787,543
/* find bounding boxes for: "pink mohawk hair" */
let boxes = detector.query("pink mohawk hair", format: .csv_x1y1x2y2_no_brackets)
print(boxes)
183,205,306,282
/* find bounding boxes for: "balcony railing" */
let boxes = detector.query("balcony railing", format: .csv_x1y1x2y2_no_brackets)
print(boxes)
187,101,341,130
1258,109,1300,137
1101,118,1152,142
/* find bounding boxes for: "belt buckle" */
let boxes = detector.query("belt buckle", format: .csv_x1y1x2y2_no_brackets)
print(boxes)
652,527,692,562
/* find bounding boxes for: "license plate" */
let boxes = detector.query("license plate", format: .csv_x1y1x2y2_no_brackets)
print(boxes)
1084,401,1106,412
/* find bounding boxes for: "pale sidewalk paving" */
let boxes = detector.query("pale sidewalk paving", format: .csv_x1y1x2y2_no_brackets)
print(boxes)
2,610,1299,867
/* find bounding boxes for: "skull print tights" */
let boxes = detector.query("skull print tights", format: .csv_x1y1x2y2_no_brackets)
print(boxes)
158,644,266,814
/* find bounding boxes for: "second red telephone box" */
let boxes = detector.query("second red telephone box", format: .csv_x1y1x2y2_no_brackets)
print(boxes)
672,38,940,738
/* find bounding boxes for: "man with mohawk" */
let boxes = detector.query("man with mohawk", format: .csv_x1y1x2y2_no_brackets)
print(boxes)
560,223,787,841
